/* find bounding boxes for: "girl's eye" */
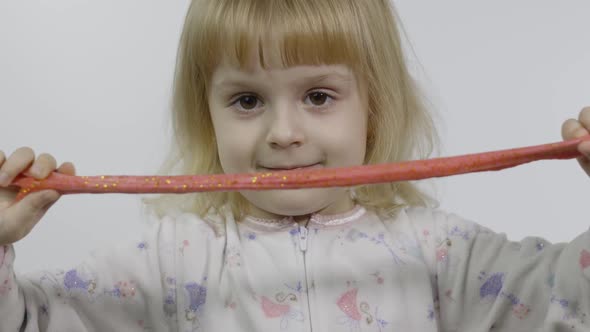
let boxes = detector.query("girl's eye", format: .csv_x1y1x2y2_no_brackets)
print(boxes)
230,91,334,113
306,92,330,106
236,95,259,110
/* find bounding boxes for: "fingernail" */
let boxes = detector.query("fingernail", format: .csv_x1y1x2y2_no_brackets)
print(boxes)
30,165,42,177
0,172,9,186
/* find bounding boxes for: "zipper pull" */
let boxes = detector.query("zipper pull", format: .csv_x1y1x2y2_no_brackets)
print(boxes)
298,225,308,252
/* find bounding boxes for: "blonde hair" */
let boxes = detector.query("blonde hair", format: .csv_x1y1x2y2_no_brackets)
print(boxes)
142,0,439,220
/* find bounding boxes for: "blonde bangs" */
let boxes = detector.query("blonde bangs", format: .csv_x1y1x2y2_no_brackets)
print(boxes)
187,0,367,80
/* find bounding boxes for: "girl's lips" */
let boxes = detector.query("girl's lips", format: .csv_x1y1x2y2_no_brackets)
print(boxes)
261,163,322,171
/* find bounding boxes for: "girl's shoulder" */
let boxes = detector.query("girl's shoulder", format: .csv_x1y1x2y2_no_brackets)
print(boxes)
371,204,454,223
400,205,461,222
374,204,483,235
401,204,476,223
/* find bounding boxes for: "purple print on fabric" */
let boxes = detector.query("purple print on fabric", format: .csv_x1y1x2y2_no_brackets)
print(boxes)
64,269,95,293
186,282,207,312
479,272,504,299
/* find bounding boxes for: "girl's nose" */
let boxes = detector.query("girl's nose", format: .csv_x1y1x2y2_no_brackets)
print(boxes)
265,105,306,149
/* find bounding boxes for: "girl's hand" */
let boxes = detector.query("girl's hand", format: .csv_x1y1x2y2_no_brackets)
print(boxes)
0,147,75,246
562,106,590,177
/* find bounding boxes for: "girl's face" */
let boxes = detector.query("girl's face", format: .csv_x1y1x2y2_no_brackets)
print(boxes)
208,60,368,220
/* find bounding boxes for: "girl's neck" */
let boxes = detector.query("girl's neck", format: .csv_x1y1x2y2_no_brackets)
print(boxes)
241,203,366,231
245,196,357,227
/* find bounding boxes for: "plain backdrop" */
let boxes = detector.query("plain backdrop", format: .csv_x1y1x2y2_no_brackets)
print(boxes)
1,1,589,273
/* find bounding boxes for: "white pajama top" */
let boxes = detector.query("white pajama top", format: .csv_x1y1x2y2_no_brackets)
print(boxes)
1,204,589,331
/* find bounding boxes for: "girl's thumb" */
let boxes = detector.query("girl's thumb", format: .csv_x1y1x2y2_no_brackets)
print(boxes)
0,190,60,245
27,190,60,211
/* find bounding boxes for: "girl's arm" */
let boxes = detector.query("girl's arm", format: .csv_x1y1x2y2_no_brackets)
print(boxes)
414,208,589,330
0,218,177,331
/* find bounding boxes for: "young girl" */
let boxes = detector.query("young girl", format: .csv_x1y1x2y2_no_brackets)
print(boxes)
1,0,589,330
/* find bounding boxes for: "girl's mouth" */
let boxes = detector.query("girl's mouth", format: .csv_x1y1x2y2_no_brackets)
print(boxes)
262,163,322,171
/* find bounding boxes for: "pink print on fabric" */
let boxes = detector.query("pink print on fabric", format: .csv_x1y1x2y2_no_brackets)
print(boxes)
110,280,137,298
336,288,375,329
579,250,590,270
370,272,384,285
436,247,448,262
262,296,290,317
260,295,304,330
337,288,362,321
180,240,190,254
512,303,531,319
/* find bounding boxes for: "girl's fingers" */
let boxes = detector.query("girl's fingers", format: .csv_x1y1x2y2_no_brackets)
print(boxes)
0,147,35,187
57,162,76,176
562,107,590,141
578,106,590,129
0,189,59,245
561,111,590,164
0,148,63,245
27,153,58,179
561,118,588,141
0,148,63,187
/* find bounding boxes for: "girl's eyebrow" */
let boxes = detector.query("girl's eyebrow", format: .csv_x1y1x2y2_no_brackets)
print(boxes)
213,72,353,91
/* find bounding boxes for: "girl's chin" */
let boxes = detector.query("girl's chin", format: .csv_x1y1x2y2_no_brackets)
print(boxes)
240,188,351,218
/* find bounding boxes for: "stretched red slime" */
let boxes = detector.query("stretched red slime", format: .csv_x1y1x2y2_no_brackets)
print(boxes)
10,136,589,203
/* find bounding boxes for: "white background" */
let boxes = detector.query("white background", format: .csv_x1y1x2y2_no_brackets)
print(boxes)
1,1,589,273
